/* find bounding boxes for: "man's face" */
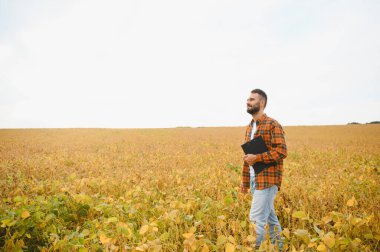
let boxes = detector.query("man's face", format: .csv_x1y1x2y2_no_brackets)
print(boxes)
246,93,262,115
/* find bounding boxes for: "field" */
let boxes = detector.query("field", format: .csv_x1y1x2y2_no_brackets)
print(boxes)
0,125,379,251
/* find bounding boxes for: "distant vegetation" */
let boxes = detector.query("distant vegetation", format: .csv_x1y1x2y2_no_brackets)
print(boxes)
348,121,380,125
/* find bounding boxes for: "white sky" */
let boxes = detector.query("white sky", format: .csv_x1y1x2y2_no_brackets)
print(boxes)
0,0,379,128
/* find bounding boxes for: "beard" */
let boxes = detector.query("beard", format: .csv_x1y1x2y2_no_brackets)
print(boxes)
247,102,260,115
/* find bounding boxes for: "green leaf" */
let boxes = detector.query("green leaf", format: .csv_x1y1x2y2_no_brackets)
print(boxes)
294,229,309,238
160,232,170,241
292,211,307,219
105,217,118,223
224,195,233,205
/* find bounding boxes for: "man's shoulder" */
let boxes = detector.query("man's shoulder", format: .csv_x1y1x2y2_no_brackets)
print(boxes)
263,115,283,128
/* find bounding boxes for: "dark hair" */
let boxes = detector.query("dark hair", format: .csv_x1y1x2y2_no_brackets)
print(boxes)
251,89,267,108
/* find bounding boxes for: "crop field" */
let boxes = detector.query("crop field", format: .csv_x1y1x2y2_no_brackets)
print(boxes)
0,125,379,251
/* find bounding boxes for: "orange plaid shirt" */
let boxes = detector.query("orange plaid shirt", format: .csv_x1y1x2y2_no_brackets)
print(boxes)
241,113,287,192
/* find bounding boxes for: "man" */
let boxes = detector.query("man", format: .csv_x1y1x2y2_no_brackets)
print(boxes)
240,89,287,250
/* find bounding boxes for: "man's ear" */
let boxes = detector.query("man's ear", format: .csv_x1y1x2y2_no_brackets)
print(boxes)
260,98,265,108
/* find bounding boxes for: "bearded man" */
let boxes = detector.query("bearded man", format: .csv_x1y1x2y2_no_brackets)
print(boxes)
241,89,287,251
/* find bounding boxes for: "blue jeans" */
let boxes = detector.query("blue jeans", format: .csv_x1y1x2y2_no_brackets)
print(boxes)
249,180,283,250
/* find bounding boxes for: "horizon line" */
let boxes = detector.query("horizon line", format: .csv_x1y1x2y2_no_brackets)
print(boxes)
0,122,379,130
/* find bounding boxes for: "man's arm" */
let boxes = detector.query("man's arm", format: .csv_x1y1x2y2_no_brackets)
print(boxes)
255,122,287,164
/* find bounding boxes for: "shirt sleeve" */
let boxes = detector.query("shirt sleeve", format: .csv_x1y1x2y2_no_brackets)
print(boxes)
241,160,250,189
255,122,287,164
241,125,251,191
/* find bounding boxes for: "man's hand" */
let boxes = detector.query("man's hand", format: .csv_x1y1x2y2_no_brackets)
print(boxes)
240,183,248,194
243,154,257,166
239,183,249,200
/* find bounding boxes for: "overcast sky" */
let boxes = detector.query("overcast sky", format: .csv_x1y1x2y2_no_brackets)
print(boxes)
0,0,379,128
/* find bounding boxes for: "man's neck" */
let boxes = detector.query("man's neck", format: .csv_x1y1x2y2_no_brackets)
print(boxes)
252,111,264,121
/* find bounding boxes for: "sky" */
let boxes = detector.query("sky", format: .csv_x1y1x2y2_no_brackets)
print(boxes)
0,0,379,128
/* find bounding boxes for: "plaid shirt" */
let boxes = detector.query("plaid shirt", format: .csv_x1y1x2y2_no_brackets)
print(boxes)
241,113,287,192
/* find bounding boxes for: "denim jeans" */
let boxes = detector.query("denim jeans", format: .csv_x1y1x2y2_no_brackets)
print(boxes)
249,180,283,250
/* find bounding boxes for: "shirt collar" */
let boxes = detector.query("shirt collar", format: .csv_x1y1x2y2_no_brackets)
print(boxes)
251,113,267,126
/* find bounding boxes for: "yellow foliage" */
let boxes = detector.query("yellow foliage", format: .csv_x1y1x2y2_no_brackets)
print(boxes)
0,125,379,251
323,236,335,248
99,234,111,245
21,210,30,219
346,196,357,207
225,243,235,252
139,225,149,235
317,243,327,252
